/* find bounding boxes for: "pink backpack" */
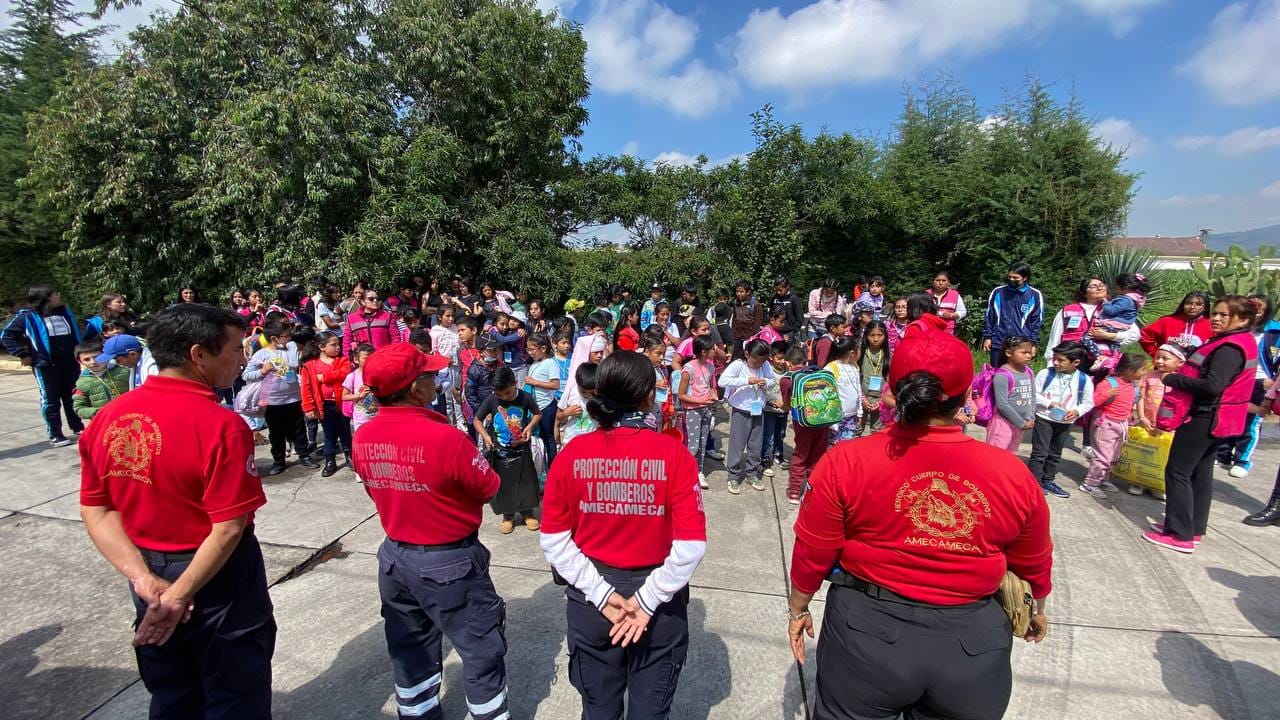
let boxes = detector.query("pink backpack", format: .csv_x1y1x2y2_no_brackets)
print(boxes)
972,364,1032,427
1155,386,1193,432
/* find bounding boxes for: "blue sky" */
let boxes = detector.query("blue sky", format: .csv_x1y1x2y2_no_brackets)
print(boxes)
7,0,1279,237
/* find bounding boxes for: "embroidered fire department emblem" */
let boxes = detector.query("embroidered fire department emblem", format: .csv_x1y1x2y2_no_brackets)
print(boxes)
103,413,163,485
894,472,991,540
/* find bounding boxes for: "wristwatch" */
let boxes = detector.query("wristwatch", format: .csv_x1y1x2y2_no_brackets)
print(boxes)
788,608,811,622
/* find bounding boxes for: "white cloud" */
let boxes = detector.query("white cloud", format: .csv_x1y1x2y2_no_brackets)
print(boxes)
582,0,737,118
1262,180,1280,199
1180,0,1280,106
651,150,746,168
653,151,701,167
1093,117,1151,156
534,0,578,15
733,0,1040,91
620,140,641,156
1159,193,1225,206
1068,0,1162,35
0,0,177,55
1173,126,1280,156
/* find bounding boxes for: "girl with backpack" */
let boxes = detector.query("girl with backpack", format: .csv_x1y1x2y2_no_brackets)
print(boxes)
1079,353,1146,500
824,335,862,446
984,336,1036,452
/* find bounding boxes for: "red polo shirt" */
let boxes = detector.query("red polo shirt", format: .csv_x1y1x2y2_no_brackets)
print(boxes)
542,427,706,569
352,405,500,544
791,424,1053,603
79,375,266,552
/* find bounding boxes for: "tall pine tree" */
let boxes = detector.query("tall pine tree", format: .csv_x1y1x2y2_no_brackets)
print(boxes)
0,0,99,304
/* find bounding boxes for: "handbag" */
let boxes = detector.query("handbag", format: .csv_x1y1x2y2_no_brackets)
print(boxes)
995,570,1035,637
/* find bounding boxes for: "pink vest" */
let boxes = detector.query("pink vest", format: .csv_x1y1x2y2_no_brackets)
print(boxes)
928,288,962,333
1156,331,1259,437
1059,303,1093,343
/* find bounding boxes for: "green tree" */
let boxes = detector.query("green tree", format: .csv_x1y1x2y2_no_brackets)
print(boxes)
0,0,99,305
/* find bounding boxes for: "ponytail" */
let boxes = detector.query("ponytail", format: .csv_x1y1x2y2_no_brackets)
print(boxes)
585,352,656,429
894,371,965,427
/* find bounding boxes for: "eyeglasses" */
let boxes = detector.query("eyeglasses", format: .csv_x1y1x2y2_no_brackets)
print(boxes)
365,295,380,301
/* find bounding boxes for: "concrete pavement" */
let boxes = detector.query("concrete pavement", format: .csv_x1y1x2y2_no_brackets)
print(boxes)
0,368,1276,719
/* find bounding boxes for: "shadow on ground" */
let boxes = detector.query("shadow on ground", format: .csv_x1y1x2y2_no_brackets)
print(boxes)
1156,632,1277,720
0,625,139,720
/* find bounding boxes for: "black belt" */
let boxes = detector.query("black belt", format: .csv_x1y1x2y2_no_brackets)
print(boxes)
827,570,956,608
393,532,478,552
140,548,198,563
590,558,662,577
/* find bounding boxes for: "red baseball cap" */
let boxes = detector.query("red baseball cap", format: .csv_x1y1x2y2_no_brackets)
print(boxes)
362,343,449,397
887,322,974,401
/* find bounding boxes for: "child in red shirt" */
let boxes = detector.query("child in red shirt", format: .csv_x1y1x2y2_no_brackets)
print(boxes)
1081,353,1146,498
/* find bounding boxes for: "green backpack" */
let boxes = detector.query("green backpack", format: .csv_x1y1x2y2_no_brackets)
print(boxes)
789,369,843,428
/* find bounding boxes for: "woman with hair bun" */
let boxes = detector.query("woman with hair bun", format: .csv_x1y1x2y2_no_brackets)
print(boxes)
540,350,707,719
788,322,1053,720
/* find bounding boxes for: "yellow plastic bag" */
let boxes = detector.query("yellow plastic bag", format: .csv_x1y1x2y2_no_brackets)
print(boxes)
1111,425,1173,492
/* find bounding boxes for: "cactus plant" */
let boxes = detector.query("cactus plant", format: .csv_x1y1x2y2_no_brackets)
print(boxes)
1193,245,1280,317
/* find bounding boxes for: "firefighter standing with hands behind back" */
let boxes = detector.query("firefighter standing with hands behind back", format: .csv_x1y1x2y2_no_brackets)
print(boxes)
352,343,510,720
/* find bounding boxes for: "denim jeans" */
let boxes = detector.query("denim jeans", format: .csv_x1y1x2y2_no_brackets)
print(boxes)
761,412,787,466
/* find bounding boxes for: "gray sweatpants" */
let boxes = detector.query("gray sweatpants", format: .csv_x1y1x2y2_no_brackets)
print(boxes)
726,407,763,484
684,406,714,472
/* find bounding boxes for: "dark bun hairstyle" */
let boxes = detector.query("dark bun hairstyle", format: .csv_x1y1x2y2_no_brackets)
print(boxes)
894,371,965,427
586,351,656,429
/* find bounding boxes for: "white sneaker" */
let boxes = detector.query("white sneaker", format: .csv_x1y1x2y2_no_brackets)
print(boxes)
1099,481,1121,493
763,467,775,477
1081,446,1096,461
698,473,709,489
1229,465,1250,479
1126,484,1145,496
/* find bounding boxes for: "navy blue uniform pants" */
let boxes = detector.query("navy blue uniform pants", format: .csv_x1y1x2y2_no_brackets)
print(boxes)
34,363,82,440
131,530,276,720
377,538,509,720
814,584,1012,720
565,567,689,720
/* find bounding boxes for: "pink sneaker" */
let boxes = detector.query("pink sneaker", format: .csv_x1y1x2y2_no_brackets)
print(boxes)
1149,522,1202,545
1142,530,1195,554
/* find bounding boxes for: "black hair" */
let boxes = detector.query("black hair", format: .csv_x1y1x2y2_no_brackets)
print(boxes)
74,340,103,358
26,284,56,314
894,371,966,427
685,316,710,337
408,327,432,350
692,335,715,357
643,336,666,354
769,340,789,356
768,307,787,321
654,301,671,317
998,335,1035,367
932,269,953,281
1248,293,1274,331
399,306,422,322
301,330,338,363
785,347,807,366
552,330,574,348
735,279,753,293
593,292,611,307
178,284,200,303
830,334,858,362
642,324,666,343
551,317,574,335
527,332,551,354
1007,262,1032,282
861,320,889,355
906,291,935,321
585,309,612,331
867,276,885,287
104,319,132,334
824,313,847,332
586,352,655,428
438,304,456,319
489,366,517,391
774,275,790,288
456,316,480,333
275,283,303,310
744,339,771,359
1114,273,1151,295
578,361,601,394
1113,352,1148,376
148,304,246,370
352,342,375,362
1179,291,1209,318
682,283,698,295
1052,341,1090,366
822,277,839,290
262,320,291,340
263,310,290,325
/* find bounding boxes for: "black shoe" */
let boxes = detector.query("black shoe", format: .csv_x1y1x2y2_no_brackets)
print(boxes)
321,457,339,477
299,455,320,469
1243,491,1280,527
268,461,287,476
344,453,353,467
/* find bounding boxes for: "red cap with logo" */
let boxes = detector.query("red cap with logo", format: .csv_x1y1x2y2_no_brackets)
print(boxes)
362,344,449,396
887,322,974,401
